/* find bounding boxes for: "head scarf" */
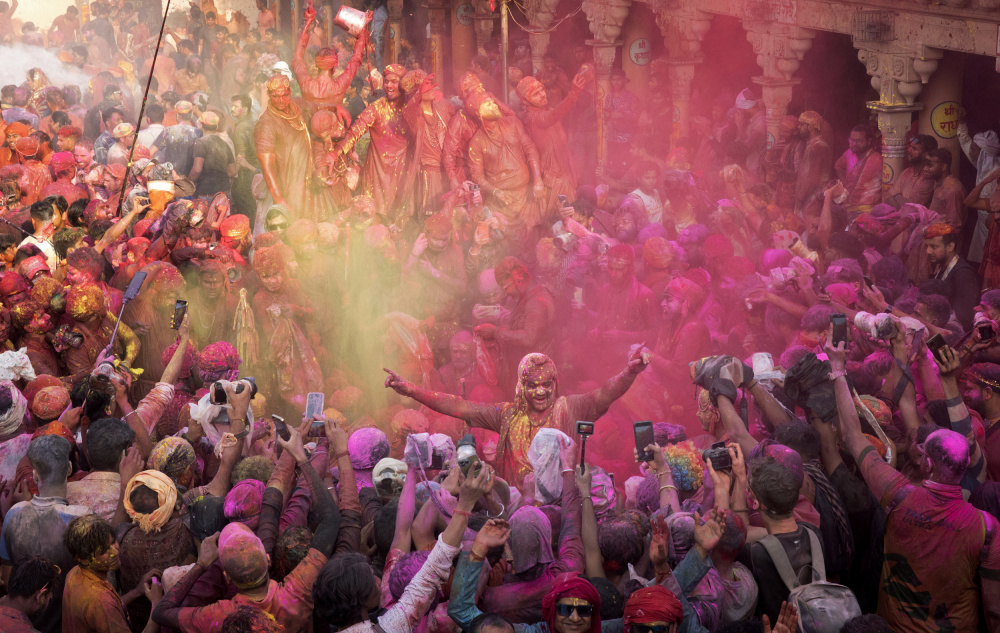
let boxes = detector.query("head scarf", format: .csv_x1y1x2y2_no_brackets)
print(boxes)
10,299,41,330
219,522,269,589
527,429,571,504
623,586,683,630
855,394,891,427
148,437,197,480
123,470,178,534
664,276,706,309
384,64,406,80
224,479,265,529
310,110,340,138
5,122,30,139
112,123,135,139
541,574,602,633
457,72,483,99
31,385,69,421
0,382,27,437
66,283,106,321
515,353,558,403
509,506,556,574
607,243,634,269
265,73,290,94
780,115,799,133
198,341,240,383
494,256,529,288
49,152,75,179
516,76,543,102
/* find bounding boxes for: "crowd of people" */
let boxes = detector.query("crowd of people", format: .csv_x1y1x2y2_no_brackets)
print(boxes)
1,0,1000,632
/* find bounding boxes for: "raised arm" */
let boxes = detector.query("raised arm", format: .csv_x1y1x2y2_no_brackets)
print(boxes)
589,346,651,415
384,368,496,423
576,463,604,578
933,345,985,481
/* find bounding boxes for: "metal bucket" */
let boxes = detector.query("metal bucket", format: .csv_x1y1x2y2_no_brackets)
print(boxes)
334,6,371,37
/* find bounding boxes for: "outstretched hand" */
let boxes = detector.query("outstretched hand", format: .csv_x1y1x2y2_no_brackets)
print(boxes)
763,602,798,633
627,343,653,374
383,368,415,396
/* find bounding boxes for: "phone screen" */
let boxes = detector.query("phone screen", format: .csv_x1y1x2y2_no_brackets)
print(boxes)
831,313,847,346
305,392,325,422
634,421,655,461
172,300,188,330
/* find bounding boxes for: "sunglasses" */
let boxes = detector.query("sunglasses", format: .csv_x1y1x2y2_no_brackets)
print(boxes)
632,625,672,633
556,604,594,618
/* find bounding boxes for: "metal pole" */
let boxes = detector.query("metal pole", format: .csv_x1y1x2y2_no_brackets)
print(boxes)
114,0,172,219
500,0,508,103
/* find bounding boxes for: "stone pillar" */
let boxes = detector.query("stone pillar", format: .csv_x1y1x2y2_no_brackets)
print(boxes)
857,46,936,190
622,4,655,104
582,0,632,165
472,0,495,56
427,0,449,82
387,0,404,64
452,0,476,81
745,24,814,141
916,50,961,174
650,4,711,143
525,0,561,73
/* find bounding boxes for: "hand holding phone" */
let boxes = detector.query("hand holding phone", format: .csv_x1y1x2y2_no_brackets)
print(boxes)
831,313,847,347
172,300,188,330
634,421,654,462
305,392,325,422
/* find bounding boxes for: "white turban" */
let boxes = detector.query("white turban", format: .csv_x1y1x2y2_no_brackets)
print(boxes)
527,428,570,504
735,88,757,110
0,381,28,437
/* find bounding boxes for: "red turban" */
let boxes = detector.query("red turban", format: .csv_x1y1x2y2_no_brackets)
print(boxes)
607,243,634,267
925,222,958,239
704,234,734,260
221,214,251,240
57,126,82,139
105,163,127,180
14,136,39,157
23,375,62,409
642,237,673,269
5,123,30,138
310,110,337,137
665,276,705,308
682,267,711,289
224,479,265,529
0,272,30,299
31,421,75,444
384,64,406,80
31,386,70,421
19,255,49,281
200,341,241,383
541,573,602,633
424,213,451,240
49,152,75,179
623,585,683,630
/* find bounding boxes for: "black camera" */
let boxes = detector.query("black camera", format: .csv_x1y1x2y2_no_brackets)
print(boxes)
703,441,732,472
210,377,258,405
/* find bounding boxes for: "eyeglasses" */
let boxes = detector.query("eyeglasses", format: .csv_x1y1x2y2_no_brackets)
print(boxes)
632,625,672,633
555,604,594,618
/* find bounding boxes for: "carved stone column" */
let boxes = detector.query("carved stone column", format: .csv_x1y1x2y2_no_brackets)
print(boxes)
472,0,495,56
582,0,632,164
387,0,404,64
857,46,934,189
525,0,561,73
745,24,815,141
651,3,711,143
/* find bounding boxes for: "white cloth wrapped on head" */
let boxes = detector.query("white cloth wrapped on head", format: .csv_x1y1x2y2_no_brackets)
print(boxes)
0,348,35,383
527,428,571,504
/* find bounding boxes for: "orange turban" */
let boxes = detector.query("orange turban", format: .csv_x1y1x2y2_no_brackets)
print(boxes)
924,222,958,239
253,247,285,278
798,110,824,129
384,64,406,80
642,237,673,269
220,214,250,239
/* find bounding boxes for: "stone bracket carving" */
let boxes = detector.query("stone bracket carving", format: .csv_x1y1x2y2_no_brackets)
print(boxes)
745,24,815,80
857,45,940,106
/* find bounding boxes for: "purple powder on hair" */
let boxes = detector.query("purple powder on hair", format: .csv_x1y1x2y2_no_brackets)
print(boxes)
635,475,660,516
389,550,430,601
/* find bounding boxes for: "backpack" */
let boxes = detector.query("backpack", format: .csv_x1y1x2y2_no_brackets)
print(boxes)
760,528,861,633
